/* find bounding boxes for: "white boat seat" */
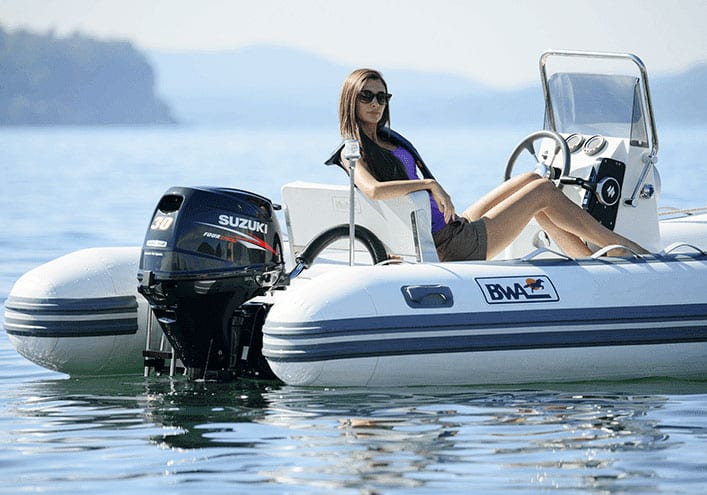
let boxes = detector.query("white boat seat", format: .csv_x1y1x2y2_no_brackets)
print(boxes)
281,181,439,263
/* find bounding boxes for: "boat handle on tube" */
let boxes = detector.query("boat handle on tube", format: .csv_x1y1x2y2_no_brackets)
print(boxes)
521,247,574,261
402,285,454,309
660,242,707,257
590,244,644,259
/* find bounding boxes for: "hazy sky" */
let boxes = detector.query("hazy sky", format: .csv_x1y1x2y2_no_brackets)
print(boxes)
1,0,705,88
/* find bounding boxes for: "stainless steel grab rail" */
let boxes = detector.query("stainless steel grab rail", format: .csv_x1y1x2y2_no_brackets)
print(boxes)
539,49,658,157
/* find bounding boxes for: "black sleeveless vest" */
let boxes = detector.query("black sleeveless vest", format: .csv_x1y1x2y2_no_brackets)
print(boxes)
324,128,435,181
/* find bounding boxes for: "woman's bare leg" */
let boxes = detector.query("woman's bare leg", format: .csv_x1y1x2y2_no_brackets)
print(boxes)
462,172,590,256
461,172,541,221
535,212,592,257
481,179,647,259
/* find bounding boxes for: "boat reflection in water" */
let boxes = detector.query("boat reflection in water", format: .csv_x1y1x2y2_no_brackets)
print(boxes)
7,375,706,492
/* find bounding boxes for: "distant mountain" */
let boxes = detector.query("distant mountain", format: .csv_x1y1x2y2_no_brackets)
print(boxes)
149,46,349,126
0,26,175,125
2,27,703,128
150,45,707,128
149,45,542,127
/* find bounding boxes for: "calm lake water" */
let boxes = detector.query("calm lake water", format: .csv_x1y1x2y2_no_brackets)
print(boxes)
1,125,706,493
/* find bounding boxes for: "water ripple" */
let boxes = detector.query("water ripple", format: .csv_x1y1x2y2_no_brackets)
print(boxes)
1,126,706,494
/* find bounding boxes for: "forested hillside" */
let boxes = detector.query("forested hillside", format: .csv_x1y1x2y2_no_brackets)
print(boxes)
0,26,174,125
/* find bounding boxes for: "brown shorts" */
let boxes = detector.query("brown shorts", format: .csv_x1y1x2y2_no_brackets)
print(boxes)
432,217,488,261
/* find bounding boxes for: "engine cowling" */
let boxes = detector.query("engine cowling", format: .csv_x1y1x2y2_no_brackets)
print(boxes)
137,186,283,379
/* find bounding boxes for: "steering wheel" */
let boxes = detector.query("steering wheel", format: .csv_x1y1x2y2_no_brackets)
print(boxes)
504,130,571,182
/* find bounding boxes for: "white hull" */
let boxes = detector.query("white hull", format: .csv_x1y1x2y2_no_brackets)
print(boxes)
261,252,707,386
4,216,707,382
4,247,158,376
269,344,706,387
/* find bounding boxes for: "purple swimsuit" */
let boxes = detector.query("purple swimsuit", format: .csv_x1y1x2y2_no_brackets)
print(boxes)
391,147,446,234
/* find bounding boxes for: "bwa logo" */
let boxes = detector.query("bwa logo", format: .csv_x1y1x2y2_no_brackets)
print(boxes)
476,276,559,304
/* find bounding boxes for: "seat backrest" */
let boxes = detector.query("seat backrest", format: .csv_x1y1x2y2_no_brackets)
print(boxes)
281,181,438,264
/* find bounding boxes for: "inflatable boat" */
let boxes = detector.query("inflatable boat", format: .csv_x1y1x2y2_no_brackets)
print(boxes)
5,50,707,385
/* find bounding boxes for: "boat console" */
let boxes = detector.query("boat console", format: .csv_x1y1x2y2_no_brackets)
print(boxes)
534,51,662,253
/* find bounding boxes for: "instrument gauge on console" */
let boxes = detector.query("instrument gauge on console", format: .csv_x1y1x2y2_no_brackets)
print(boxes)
565,133,585,153
583,135,606,156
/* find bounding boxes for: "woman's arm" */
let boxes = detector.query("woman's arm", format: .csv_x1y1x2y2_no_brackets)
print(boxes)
346,153,456,223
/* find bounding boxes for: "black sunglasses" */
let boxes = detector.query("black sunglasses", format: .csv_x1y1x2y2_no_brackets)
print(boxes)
358,90,392,105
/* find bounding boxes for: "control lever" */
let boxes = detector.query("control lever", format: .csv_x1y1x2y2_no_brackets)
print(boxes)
535,165,563,180
560,176,621,207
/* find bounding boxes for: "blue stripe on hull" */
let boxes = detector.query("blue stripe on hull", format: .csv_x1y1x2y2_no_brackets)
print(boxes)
5,295,138,313
263,303,707,362
4,295,139,337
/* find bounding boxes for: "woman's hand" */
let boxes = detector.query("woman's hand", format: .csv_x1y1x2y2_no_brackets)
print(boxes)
429,181,456,224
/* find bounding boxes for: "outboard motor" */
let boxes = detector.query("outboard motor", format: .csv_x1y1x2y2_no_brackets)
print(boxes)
137,186,284,380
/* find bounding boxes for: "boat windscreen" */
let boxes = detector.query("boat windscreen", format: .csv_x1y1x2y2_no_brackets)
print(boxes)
545,73,648,146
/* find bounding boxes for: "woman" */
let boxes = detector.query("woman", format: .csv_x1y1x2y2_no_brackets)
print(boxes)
332,68,647,261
